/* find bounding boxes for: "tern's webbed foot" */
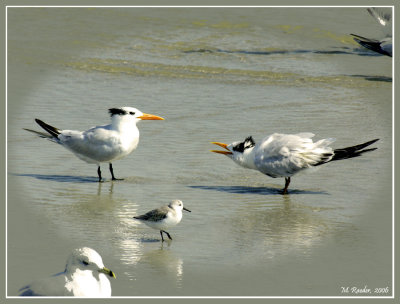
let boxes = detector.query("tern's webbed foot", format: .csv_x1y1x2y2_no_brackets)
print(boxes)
111,177,124,181
109,163,124,181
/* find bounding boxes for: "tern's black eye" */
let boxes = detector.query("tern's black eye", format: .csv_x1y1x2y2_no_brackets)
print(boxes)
129,112,135,115
82,261,89,266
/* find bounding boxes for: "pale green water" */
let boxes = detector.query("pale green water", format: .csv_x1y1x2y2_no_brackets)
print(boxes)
7,7,392,297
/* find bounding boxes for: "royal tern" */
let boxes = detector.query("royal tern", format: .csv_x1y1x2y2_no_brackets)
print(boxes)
133,200,191,242
211,133,379,194
19,247,116,297
24,107,164,182
351,7,392,57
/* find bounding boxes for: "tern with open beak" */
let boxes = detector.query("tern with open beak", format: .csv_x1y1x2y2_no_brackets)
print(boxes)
211,133,379,194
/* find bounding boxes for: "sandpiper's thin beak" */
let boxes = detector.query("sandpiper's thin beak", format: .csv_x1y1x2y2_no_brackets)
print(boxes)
210,142,232,155
99,267,116,279
138,113,164,120
183,207,191,212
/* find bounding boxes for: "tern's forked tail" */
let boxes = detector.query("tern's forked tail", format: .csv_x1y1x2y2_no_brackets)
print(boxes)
330,138,379,162
350,34,391,57
313,138,379,167
34,119,61,139
24,119,61,140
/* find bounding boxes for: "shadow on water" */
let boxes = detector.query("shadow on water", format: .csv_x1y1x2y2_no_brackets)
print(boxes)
138,238,173,247
183,47,382,57
184,48,392,83
13,173,99,183
140,238,162,243
189,185,328,195
350,75,392,83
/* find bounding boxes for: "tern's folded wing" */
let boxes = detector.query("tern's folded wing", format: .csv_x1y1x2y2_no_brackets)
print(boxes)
254,133,334,177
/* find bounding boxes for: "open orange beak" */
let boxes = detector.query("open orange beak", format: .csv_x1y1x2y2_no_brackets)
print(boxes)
138,113,164,120
211,142,232,155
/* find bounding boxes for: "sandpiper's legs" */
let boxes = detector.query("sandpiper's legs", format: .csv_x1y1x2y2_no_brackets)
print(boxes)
109,163,123,181
160,230,165,242
162,230,172,240
282,177,291,195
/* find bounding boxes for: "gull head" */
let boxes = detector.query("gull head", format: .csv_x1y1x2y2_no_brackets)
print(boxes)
109,107,164,125
211,136,257,169
65,247,116,279
168,200,191,213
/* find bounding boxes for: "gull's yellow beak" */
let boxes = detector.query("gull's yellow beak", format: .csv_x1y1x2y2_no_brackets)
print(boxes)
138,113,164,120
210,142,232,155
99,267,116,279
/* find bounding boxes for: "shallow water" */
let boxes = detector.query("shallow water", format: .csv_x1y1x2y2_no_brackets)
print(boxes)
7,7,392,297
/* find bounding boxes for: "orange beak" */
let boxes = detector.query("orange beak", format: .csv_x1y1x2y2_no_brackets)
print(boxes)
138,113,164,120
211,142,232,155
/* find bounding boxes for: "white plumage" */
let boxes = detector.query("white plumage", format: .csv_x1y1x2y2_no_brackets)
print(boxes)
19,247,116,297
212,133,378,194
252,133,335,177
25,107,164,181
133,200,191,242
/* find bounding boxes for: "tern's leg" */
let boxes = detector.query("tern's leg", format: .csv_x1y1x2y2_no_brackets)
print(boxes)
282,177,291,195
97,166,103,182
109,163,124,181
162,230,172,240
160,230,165,242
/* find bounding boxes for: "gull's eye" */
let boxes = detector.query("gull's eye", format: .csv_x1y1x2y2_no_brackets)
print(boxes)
82,261,89,266
129,112,135,115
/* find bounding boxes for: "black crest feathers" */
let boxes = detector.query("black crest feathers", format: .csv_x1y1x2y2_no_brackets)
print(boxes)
232,136,256,153
109,108,127,116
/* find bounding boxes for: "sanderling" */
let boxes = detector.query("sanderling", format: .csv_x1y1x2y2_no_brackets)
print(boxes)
133,200,191,242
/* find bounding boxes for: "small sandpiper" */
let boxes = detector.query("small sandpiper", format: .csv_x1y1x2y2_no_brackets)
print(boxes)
133,200,191,242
